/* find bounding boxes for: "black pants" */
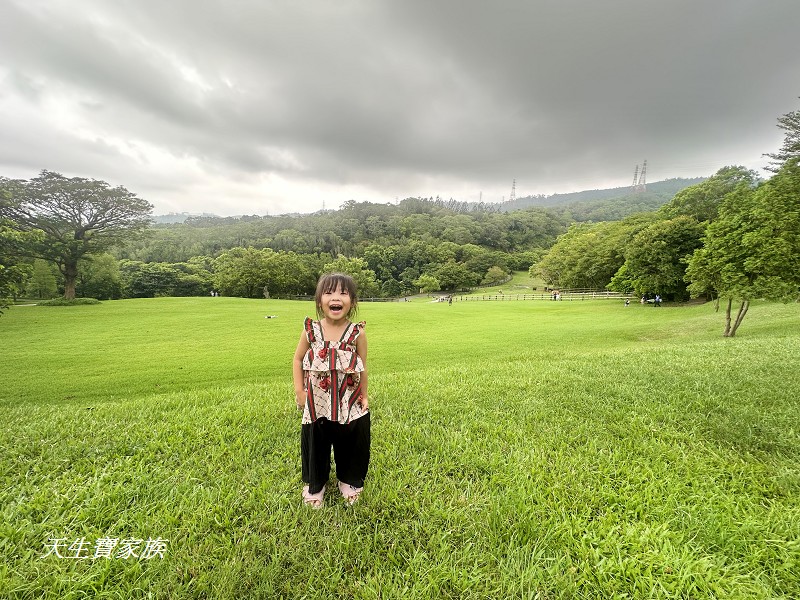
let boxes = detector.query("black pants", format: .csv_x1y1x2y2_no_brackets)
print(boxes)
301,413,370,495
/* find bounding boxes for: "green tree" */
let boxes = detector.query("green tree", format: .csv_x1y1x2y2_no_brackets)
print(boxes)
659,166,758,223
76,254,123,300
686,160,800,336
213,247,270,298
537,217,651,289
1,218,36,311
27,259,59,299
380,278,403,298
607,263,635,295
120,261,180,298
172,261,214,297
482,266,508,286
435,260,476,291
399,266,421,296
322,256,380,298
265,251,316,297
0,171,153,299
415,273,440,293
362,244,396,281
621,216,706,300
765,100,800,171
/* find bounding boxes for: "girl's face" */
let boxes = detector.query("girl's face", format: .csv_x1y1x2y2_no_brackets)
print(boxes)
320,284,352,323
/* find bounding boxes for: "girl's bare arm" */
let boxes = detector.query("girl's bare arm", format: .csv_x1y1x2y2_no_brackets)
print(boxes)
356,331,368,409
293,332,310,408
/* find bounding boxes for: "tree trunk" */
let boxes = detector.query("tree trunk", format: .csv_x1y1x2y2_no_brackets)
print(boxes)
723,298,733,336
63,262,78,300
723,299,750,337
729,300,750,337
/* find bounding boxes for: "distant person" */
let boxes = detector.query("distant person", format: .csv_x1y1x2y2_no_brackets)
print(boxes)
654,294,662,307
448,296,453,306
292,273,369,508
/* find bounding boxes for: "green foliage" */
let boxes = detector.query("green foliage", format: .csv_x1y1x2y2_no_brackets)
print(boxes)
121,260,181,298
607,263,635,295
765,100,800,171
36,297,101,306
686,160,800,335
621,216,706,300
481,266,507,286
76,253,124,300
113,200,572,300
0,171,152,299
415,273,440,293
322,256,380,298
537,216,653,289
434,260,476,291
208,247,317,298
659,166,759,223
122,203,568,265
26,258,60,299
505,177,705,211
1,219,35,311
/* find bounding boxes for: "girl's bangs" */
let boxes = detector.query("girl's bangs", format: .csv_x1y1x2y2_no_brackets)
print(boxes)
320,274,354,295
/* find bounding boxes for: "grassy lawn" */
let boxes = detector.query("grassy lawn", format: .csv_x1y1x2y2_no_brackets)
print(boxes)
1,297,799,598
456,270,545,297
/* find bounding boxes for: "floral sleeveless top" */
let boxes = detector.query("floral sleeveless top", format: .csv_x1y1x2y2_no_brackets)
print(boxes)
301,317,367,425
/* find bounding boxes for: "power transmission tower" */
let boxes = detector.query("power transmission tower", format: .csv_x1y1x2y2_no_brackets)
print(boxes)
509,179,516,203
632,160,647,192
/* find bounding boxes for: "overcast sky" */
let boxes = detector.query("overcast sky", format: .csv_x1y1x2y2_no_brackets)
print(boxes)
1,1,798,216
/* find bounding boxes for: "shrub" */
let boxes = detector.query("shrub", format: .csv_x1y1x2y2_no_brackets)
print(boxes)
37,298,101,306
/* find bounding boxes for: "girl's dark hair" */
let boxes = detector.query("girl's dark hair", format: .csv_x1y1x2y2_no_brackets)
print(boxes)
315,272,359,319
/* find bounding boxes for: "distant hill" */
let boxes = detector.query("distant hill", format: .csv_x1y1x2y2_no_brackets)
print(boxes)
502,178,706,212
151,178,706,224
151,212,219,224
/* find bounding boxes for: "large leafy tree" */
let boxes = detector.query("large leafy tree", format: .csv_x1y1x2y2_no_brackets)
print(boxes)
620,216,706,300
659,166,758,223
434,260,477,291
765,100,800,171
212,247,270,298
536,216,652,289
686,160,800,336
0,218,35,312
0,171,153,299
322,256,380,298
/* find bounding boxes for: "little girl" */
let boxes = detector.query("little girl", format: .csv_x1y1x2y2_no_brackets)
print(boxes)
293,272,369,507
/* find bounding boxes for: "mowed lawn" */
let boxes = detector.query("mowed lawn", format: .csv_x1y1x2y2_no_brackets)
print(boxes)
1,297,799,599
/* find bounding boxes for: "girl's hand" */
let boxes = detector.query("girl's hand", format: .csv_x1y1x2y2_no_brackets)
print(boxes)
295,392,305,410
359,395,369,410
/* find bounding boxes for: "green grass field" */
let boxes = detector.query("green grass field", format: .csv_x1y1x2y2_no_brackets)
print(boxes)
2,297,799,599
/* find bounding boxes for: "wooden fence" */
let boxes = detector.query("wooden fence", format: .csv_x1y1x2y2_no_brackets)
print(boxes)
450,291,631,302
293,291,632,303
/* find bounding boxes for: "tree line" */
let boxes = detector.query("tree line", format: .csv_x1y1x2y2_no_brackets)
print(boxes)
1,182,568,303
2,103,798,335
535,159,799,335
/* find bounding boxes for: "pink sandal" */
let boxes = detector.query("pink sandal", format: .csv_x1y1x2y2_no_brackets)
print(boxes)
338,481,363,505
302,485,325,508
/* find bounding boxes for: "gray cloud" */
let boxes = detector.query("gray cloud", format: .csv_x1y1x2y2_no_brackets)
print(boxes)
1,0,798,214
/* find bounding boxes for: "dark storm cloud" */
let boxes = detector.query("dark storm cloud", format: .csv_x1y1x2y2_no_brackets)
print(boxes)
0,0,798,214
